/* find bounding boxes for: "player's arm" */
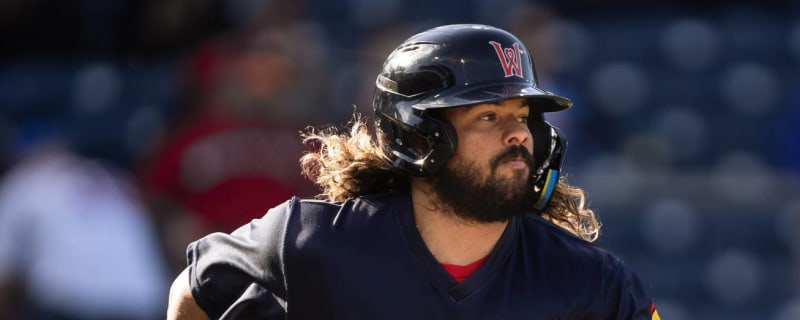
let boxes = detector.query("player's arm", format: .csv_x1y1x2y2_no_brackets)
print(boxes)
167,267,210,320
174,199,294,319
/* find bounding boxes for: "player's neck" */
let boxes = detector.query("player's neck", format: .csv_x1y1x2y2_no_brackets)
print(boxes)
410,185,508,266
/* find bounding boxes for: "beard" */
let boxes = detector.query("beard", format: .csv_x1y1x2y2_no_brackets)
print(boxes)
429,145,536,223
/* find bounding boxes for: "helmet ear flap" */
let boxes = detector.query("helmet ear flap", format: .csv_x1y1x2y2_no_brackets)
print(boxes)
529,114,567,210
376,112,457,176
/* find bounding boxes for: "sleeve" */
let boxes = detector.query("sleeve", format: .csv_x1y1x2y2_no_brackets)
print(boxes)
601,254,659,320
186,197,296,319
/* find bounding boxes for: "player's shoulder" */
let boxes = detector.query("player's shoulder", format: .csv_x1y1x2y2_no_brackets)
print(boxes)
520,214,620,264
279,191,410,226
518,214,641,286
287,191,407,212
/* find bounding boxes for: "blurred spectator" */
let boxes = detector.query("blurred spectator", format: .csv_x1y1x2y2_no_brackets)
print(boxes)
138,2,328,273
0,141,167,319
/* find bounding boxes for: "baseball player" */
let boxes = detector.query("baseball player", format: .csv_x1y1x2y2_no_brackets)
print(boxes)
167,24,660,320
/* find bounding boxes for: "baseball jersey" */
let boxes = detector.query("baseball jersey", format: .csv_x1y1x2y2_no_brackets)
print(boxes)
187,191,657,319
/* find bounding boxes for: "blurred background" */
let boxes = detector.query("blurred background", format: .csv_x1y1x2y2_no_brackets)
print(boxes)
0,0,797,319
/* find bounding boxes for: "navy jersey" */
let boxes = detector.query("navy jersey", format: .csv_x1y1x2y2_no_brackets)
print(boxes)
188,192,656,319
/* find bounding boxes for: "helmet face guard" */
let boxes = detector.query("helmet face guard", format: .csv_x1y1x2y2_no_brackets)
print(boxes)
373,24,572,211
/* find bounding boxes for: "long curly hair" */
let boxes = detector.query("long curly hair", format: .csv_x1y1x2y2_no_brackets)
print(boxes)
300,114,600,242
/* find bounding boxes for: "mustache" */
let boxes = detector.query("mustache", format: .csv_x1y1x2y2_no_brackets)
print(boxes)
490,145,534,170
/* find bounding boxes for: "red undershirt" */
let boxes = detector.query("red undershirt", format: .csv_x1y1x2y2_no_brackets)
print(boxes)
440,256,490,283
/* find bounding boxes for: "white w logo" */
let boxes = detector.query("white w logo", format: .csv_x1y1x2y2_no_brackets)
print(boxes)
489,41,523,78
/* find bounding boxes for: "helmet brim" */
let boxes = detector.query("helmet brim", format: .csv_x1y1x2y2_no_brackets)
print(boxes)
413,83,572,113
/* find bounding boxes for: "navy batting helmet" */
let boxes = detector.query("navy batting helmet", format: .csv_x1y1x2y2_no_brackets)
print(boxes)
373,24,570,210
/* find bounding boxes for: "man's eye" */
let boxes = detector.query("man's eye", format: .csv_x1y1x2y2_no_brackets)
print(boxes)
518,115,529,123
479,114,496,121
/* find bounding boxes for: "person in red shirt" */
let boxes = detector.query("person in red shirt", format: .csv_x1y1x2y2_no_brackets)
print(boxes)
141,22,316,273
